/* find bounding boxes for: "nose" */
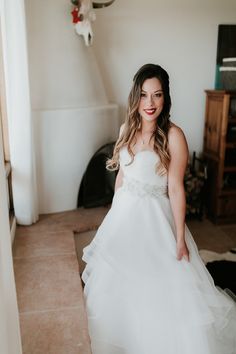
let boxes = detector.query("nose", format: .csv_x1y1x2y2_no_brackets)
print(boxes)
147,94,154,105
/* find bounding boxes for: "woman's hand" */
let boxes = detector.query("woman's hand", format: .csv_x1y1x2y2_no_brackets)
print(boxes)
176,239,190,262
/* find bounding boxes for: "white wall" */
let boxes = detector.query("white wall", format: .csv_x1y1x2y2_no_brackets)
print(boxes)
35,105,119,213
25,0,109,109
25,0,119,214
92,0,236,152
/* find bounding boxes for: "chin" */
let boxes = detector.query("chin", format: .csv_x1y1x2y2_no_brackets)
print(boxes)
142,115,159,123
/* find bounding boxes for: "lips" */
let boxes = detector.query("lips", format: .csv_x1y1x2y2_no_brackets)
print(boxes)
144,108,156,115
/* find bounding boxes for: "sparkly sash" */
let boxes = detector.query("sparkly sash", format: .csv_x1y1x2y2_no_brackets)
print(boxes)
122,175,168,198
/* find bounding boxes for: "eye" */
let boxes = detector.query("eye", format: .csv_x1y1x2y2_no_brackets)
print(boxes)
140,92,146,97
154,93,163,98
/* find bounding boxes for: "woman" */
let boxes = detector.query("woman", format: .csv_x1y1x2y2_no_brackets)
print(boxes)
82,63,236,354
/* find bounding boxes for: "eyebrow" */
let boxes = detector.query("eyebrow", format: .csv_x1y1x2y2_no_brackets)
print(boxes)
141,89,163,93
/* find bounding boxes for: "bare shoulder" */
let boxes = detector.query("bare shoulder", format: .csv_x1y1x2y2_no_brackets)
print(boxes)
168,123,188,150
119,123,125,137
120,123,125,132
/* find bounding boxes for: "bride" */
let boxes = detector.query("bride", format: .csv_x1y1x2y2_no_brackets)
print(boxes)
82,63,236,354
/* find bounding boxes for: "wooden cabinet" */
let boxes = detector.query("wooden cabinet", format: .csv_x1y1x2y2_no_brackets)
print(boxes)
203,90,236,223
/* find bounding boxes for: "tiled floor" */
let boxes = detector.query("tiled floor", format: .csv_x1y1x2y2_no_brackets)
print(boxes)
13,206,109,354
13,206,236,353
186,218,236,253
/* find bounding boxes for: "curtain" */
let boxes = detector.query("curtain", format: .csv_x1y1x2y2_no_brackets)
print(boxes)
0,0,38,225
0,112,22,353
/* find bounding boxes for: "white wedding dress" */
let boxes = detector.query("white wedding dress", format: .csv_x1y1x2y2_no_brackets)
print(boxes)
82,146,236,354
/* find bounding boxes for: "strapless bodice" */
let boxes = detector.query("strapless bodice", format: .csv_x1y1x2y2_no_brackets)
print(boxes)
119,146,168,188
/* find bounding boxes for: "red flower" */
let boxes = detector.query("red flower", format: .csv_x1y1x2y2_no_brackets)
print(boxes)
71,7,81,24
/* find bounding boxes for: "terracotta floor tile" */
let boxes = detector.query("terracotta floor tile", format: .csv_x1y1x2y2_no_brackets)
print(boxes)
74,230,97,274
16,226,69,237
16,207,109,235
219,224,236,243
187,219,236,253
14,255,82,313
20,308,91,354
13,231,75,259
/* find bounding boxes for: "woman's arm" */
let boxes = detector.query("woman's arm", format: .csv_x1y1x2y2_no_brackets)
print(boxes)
167,125,190,261
114,167,124,192
114,123,125,192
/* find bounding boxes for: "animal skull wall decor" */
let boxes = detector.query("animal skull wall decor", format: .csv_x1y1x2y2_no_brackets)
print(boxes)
70,0,115,46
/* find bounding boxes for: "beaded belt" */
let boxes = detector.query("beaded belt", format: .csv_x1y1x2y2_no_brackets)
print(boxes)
122,175,168,198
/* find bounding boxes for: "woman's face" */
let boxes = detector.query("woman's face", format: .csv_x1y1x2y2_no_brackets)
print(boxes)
138,77,164,123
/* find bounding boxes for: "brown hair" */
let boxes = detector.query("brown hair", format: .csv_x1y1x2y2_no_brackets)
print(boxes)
106,63,172,175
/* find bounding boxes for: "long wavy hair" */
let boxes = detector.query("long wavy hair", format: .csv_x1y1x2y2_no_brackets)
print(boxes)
106,63,172,175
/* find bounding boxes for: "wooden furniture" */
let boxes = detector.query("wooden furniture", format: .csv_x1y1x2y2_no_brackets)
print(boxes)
185,152,208,220
203,90,236,223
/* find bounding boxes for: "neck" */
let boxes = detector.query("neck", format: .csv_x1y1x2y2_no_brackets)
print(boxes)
140,121,156,134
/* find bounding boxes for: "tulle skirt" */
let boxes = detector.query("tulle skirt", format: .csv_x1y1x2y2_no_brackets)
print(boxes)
82,187,236,354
